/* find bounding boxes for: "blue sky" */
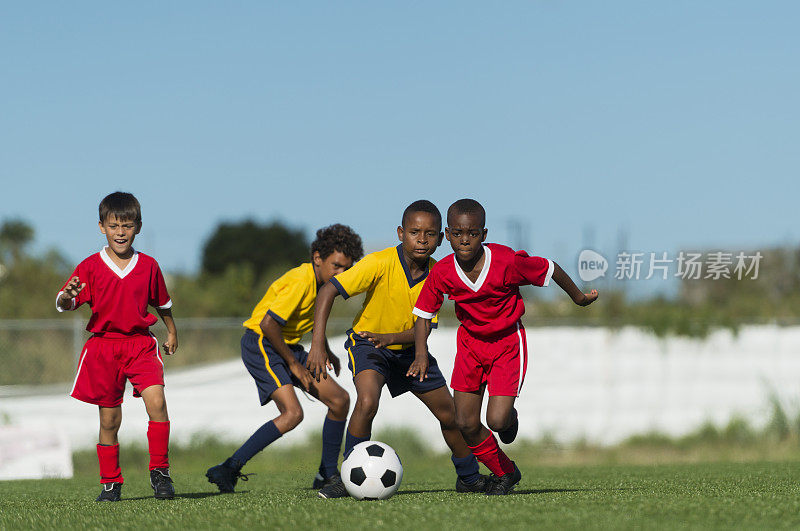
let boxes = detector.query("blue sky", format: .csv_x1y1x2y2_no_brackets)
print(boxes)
1,2,797,287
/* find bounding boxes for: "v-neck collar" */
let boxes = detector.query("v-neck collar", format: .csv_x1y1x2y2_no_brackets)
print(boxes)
396,245,430,288
100,246,139,279
454,244,491,292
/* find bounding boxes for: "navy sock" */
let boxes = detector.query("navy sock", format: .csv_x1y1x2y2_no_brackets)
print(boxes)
318,417,346,478
230,421,282,469
452,454,481,484
343,430,370,459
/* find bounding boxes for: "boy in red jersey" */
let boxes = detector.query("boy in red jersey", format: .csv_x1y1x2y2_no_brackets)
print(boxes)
56,192,178,502
412,199,598,495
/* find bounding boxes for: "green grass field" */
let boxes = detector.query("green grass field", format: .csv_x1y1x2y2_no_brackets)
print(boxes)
3,433,800,530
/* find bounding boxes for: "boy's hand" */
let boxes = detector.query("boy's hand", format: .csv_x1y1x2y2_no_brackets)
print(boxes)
306,345,330,382
290,362,314,391
575,289,599,307
358,331,392,349
162,333,178,355
406,355,429,383
60,276,86,302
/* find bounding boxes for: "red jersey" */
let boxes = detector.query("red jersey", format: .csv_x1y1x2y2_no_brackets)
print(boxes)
57,247,172,336
413,243,553,338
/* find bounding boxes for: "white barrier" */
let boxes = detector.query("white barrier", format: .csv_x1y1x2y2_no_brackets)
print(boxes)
2,325,799,456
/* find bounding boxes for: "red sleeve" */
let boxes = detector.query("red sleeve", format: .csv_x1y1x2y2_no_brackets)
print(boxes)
149,262,172,309
412,266,445,319
512,250,554,287
57,263,91,311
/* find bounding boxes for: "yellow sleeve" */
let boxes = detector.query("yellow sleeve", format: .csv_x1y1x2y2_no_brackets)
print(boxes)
265,275,308,325
330,252,384,299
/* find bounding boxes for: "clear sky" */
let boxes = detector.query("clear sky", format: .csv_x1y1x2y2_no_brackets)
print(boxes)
1,2,797,286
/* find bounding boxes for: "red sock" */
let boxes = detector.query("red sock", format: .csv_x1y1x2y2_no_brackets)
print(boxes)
147,421,170,470
469,433,515,476
96,444,124,484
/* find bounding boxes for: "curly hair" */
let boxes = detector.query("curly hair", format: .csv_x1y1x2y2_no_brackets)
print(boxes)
310,224,364,262
447,198,485,227
402,199,442,230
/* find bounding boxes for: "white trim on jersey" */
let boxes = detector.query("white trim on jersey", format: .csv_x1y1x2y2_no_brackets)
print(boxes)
157,299,173,310
55,290,76,312
412,307,436,320
70,347,89,395
516,322,526,396
454,244,492,292
99,246,139,279
542,258,555,287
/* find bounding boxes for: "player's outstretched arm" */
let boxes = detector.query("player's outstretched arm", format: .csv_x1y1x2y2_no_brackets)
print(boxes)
261,314,313,390
57,276,85,311
307,281,340,382
157,308,178,354
408,318,432,382
357,327,416,349
551,262,599,306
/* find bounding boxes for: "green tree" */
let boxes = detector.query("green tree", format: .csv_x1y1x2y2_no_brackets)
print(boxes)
201,219,309,279
0,219,34,264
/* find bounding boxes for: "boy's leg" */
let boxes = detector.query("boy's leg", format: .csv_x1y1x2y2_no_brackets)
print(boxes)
453,390,516,478
344,369,384,457
140,384,174,499
97,406,123,485
413,386,486,490
486,395,518,444
308,377,350,481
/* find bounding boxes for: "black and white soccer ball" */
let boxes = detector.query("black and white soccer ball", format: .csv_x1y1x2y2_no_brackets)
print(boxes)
341,441,403,500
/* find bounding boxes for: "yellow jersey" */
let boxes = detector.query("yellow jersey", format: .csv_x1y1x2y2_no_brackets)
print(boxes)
243,263,317,344
329,245,437,350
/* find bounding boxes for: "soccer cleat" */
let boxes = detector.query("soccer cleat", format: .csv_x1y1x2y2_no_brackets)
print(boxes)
96,482,122,502
485,463,522,496
312,471,341,490
150,468,175,499
498,408,519,444
206,458,251,493
455,473,492,493
317,475,349,499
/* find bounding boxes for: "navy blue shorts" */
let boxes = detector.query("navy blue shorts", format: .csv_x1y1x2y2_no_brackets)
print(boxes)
241,329,309,405
344,329,446,397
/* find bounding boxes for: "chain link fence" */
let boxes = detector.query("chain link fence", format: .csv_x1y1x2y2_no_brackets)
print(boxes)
0,317,356,389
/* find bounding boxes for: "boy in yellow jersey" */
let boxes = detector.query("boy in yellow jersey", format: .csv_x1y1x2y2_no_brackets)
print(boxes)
307,201,489,498
206,224,363,493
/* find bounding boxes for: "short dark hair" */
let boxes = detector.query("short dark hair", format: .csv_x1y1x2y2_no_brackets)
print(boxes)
99,192,141,225
311,224,364,262
447,198,486,227
402,200,442,230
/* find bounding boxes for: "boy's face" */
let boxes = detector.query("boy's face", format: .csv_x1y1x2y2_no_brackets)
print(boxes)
99,213,140,257
313,250,353,285
445,213,487,262
397,211,443,262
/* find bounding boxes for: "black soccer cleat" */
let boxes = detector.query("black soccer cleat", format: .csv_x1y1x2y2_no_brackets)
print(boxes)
206,458,251,493
485,463,522,496
317,475,349,499
312,471,341,490
96,482,122,502
455,473,492,493
498,408,519,444
150,468,175,499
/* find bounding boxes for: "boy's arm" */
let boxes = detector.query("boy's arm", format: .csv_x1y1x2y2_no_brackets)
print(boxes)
157,308,179,354
307,281,340,381
324,338,341,377
551,262,599,306
261,314,313,390
357,327,415,348
408,317,433,382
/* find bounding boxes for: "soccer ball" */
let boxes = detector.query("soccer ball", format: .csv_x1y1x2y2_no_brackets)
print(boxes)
341,441,403,500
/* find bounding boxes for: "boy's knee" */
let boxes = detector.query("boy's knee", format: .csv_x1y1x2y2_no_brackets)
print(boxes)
331,391,350,418
100,416,121,433
354,394,379,420
455,411,480,435
486,410,512,433
283,407,304,430
435,405,457,431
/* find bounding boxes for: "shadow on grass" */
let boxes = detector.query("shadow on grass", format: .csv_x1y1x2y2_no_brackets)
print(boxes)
121,490,250,501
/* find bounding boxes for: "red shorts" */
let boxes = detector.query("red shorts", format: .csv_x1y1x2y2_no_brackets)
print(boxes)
70,333,164,407
451,323,528,397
